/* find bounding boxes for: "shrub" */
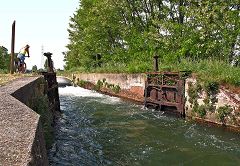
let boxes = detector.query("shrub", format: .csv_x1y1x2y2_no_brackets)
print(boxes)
217,105,232,123
204,81,219,96
112,85,121,93
77,80,87,87
197,105,207,118
94,80,103,91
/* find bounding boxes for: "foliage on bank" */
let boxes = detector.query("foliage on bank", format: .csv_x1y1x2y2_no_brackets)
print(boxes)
65,0,239,86
76,78,121,94
187,80,240,126
0,46,10,73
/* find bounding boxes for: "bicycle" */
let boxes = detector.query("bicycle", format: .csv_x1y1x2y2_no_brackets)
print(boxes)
15,57,28,73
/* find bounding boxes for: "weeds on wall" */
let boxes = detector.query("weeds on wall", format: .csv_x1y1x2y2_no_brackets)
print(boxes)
217,105,232,124
94,80,103,91
77,79,88,87
192,103,207,118
231,111,240,125
188,80,220,118
76,78,121,94
94,78,121,93
188,80,237,125
204,81,219,109
112,85,121,93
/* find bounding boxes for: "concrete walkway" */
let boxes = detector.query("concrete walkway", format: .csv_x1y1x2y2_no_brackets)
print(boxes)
0,77,48,166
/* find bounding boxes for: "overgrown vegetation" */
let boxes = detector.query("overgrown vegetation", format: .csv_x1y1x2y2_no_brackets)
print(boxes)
187,80,238,124
65,0,240,87
92,78,121,93
188,80,220,118
217,105,232,124
77,79,88,87
0,46,10,72
193,104,207,118
94,80,104,91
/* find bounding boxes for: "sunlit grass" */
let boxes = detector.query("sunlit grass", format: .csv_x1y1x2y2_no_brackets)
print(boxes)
0,73,24,86
164,59,240,87
65,59,240,87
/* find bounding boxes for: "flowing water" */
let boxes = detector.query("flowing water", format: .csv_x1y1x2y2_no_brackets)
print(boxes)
48,86,240,166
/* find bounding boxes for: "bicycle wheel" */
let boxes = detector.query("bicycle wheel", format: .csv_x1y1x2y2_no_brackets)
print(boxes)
19,63,26,73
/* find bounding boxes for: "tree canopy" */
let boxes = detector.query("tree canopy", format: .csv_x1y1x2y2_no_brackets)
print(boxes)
65,0,239,73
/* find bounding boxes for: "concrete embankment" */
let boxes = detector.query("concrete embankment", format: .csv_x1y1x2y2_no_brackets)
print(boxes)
0,77,49,165
73,73,145,103
185,78,240,131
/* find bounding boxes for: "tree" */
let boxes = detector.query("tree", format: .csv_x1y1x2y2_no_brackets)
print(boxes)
0,46,9,71
32,65,38,73
65,0,240,71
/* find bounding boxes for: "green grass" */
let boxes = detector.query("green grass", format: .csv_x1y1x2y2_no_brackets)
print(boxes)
163,59,240,87
63,59,240,87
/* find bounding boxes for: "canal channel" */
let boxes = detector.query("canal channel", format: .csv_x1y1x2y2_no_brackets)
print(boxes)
48,86,240,165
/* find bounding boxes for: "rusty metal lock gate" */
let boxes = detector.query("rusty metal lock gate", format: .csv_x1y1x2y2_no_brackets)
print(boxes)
144,72,185,117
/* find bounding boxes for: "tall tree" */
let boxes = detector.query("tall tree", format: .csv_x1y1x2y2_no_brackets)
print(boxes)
65,0,240,71
0,46,9,71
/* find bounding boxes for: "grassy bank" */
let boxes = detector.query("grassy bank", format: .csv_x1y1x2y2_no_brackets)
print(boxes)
63,59,240,87
162,59,240,87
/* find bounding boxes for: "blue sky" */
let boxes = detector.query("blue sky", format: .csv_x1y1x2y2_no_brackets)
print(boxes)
0,0,79,69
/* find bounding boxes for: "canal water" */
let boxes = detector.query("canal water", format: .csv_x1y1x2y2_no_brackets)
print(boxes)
48,86,240,166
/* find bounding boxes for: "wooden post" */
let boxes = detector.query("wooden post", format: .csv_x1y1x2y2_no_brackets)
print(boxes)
153,55,159,72
10,21,16,74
